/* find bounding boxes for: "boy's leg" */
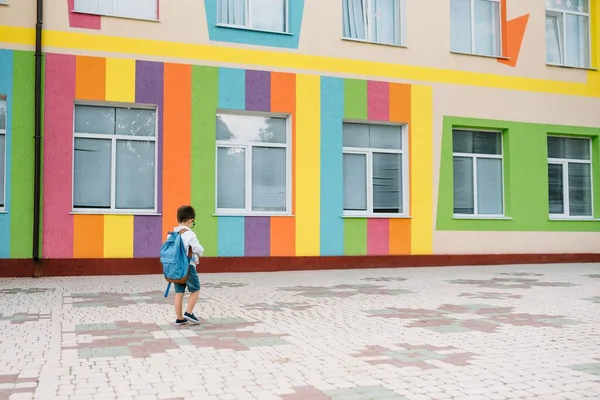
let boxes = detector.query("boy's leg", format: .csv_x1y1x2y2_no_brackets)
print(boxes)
183,267,201,324
186,290,200,314
174,293,184,320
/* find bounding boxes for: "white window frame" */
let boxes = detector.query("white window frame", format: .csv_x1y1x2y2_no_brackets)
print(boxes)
342,122,409,218
73,0,159,21
452,129,505,218
548,135,594,219
452,0,502,57
217,0,290,33
215,110,292,216
0,98,6,211
546,1,591,68
342,0,406,46
71,102,159,215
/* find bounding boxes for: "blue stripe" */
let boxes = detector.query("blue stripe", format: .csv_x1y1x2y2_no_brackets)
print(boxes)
320,77,344,256
218,68,246,110
217,216,245,256
0,50,13,258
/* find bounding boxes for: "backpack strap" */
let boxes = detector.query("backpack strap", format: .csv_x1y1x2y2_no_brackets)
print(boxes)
177,228,192,258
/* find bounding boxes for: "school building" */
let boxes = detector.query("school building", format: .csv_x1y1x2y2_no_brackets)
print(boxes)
1,0,600,277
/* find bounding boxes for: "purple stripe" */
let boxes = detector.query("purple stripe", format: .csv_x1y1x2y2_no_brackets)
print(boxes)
134,61,164,258
244,217,270,256
245,70,271,111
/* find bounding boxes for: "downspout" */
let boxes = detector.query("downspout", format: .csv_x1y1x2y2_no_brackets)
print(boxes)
33,0,43,261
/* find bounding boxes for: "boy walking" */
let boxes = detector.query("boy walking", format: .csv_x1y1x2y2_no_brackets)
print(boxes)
170,205,204,325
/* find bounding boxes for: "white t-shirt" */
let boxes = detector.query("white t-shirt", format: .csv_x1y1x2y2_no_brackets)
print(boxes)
171,225,204,266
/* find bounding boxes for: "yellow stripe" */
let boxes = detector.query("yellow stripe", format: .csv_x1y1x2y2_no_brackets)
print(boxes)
105,57,135,102
295,74,320,256
0,25,595,97
103,215,134,258
410,85,434,255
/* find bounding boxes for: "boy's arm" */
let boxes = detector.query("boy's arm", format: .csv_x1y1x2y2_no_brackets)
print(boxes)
187,233,204,257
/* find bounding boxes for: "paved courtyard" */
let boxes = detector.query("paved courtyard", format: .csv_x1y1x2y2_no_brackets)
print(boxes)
0,263,599,400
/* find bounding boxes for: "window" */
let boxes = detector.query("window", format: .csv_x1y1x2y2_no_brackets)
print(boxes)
0,99,5,210
452,130,503,216
73,0,158,20
216,113,290,214
342,0,403,46
217,0,288,33
342,123,407,215
546,0,590,68
73,104,157,212
451,0,501,57
548,136,593,218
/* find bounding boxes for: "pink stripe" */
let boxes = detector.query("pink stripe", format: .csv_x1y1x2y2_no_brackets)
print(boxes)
367,219,389,255
367,81,389,121
43,54,76,258
67,0,101,30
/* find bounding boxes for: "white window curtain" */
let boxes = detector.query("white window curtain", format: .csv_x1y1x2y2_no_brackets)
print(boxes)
451,0,473,53
252,0,286,32
343,0,367,40
73,138,112,208
546,14,562,64
370,0,400,45
217,147,246,209
476,158,503,214
451,0,500,56
218,0,246,25
343,153,367,211
252,147,286,211
74,0,157,20
115,141,155,209
565,14,590,67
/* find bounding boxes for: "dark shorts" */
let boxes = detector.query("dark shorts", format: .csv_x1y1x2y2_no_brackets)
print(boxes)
174,265,200,294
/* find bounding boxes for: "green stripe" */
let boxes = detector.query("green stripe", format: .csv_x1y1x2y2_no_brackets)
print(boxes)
344,218,367,255
10,51,35,258
191,65,219,256
344,79,367,120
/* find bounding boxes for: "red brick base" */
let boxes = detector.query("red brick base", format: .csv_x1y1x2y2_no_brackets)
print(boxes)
1,254,599,277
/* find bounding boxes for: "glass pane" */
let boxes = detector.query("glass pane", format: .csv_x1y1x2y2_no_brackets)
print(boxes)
450,0,472,53
115,140,155,210
75,105,115,135
565,14,590,68
453,157,474,214
370,0,400,45
548,0,588,13
546,14,563,64
116,0,157,19
217,114,286,143
0,100,6,130
548,136,565,158
218,0,247,25
0,134,4,207
477,158,503,214
343,153,367,211
343,0,367,40
251,0,286,32
252,147,286,212
453,130,473,153
74,0,101,13
73,138,111,208
548,137,590,160
548,163,564,214
217,147,246,209
474,0,501,56
116,108,156,137
569,163,592,216
370,125,402,150
453,130,501,155
373,153,402,213
343,123,370,148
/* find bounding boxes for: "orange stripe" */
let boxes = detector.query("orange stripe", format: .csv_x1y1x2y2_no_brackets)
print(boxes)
501,0,508,58
389,219,411,255
162,63,192,238
389,83,411,124
75,56,106,100
270,217,296,256
73,215,104,258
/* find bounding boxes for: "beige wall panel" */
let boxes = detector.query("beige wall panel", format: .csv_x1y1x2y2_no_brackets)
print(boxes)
434,231,600,254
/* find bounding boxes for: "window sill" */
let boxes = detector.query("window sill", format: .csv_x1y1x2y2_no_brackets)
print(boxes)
453,215,512,220
341,37,406,49
343,214,411,219
215,24,293,36
450,50,510,60
72,10,159,23
549,217,600,221
214,213,294,217
70,211,161,216
546,63,597,71
0,210,7,214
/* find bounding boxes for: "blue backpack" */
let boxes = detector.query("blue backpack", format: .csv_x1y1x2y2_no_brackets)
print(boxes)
160,228,192,297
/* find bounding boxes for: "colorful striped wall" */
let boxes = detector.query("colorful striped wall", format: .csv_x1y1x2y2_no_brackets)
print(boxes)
41,53,433,259
0,50,35,259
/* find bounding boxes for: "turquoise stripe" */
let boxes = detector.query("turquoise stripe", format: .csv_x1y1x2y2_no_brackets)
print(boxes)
0,50,13,258
320,77,344,256
217,217,245,256
218,68,246,110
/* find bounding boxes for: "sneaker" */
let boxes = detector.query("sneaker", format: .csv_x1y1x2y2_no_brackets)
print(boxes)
175,319,188,326
184,312,200,324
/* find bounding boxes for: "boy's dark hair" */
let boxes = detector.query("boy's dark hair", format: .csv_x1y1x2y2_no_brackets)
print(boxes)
177,205,196,223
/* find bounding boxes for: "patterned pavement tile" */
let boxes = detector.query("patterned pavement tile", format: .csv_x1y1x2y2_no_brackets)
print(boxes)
0,263,599,399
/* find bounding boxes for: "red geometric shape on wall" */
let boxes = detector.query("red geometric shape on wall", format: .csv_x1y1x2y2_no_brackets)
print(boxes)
498,14,530,68
67,0,101,30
